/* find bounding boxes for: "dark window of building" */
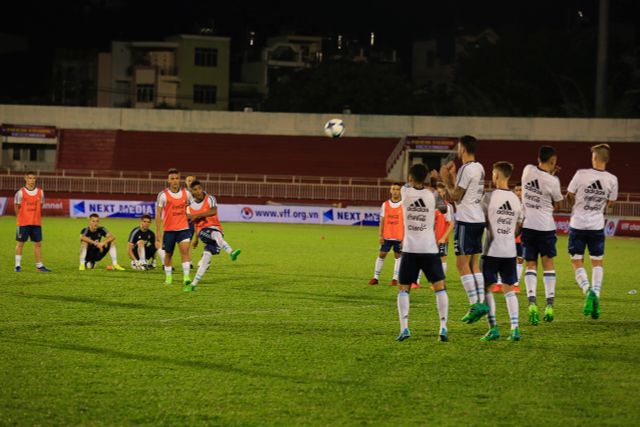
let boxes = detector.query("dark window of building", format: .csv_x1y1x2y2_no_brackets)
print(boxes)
193,85,217,104
194,48,218,67
136,84,154,103
13,149,21,161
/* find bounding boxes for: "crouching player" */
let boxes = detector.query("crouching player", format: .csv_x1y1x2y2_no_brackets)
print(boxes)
187,180,241,291
79,213,125,270
480,162,523,342
127,214,165,269
395,164,449,342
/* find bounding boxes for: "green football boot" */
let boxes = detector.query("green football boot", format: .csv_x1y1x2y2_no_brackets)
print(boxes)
528,304,540,326
591,293,600,319
508,327,521,342
164,275,173,286
543,305,554,322
230,249,242,261
183,278,194,292
583,290,596,317
480,327,500,342
461,304,476,323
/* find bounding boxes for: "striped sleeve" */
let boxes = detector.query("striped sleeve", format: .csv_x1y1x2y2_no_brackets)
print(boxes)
128,227,140,243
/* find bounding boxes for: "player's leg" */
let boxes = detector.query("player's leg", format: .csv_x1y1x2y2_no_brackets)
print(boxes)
479,257,499,340
586,230,606,319
440,243,448,275
391,243,402,285
136,240,147,267
425,254,448,341
191,229,221,289
522,229,540,325
396,254,418,341
178,240,192,287
503,283,521,342
211,231,240,260
145,244,157,269
370,240,390,285
106,241,124,270
31,227,50,272
15,226,26,271
79,241,88,270
540,231,558,322
162,232,177,285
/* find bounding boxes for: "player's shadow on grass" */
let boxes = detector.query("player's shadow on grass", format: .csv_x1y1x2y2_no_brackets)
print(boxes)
0,336,363,387
237,287,391,305
16,293,202,313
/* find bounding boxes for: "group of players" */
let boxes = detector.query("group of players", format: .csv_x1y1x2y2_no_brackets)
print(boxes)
13,169,241,291
369,136,618,342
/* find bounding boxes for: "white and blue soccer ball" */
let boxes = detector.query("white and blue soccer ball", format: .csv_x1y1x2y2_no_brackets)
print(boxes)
324,118,345,138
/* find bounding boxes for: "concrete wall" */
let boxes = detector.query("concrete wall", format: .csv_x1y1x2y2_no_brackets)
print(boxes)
1,104,639,141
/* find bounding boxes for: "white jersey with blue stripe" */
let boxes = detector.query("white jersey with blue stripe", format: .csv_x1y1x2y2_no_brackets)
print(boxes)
455,161,485,223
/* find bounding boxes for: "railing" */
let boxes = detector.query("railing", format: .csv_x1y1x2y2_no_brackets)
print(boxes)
386,137,406,173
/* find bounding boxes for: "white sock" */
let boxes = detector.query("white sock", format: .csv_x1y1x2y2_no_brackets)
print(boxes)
192,251,212,286
516,263,523,283
592,266,603,297
415,273,421,284
374,257,384,279
397,291,410,332
435,289,448,330
442,262,447,275
79,246,87,265
575,267,590,294
164,266,172,278
392,258,401,280
461,274,478,304
109,245,118,265
505,291,519,329
474,273,485,303
182,261,191,279
157,249,166,264
524,269,537,304
543,270,556,306
36,262,43,268
137,245,146,264
486,292,497,327
15,255,22,267
213,233,233,254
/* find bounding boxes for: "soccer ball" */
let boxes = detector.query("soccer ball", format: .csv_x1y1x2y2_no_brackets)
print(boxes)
324,118,345,138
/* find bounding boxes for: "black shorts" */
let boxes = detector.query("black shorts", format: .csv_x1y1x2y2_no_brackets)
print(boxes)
86,242,111,263
162,229,191,254
438,243,448,257
482,256,517,286
454,221,485,256
516,242,523,258
380,239,402,254
399,252,445,285
521,228,557,261
199,227,224,255
568,228,605,258
16,225,42,242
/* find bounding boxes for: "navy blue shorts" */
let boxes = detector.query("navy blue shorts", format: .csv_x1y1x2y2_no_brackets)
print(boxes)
482,256,517,286
454,221,485,255
188,221,195,238
568,228,605,258
399,252,445,285
516,242,523,258
521,228,557,261
199,227,223,255
162,229,192,254
86,242,111,263
380,239,402,254
16,225,42,242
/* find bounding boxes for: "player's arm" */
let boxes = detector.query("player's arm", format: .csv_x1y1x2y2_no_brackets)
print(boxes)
189,206,217,220
441,217,455,244
127,242,137,261
191,231,199,249
566,192,576,207
80,233,99,247
378,216,385,244
440,162,467,202
606,177,619,212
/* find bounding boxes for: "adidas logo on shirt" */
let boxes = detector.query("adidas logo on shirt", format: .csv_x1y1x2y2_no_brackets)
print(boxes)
407,198,429,212
585,180,605,195
496,200,516,216
525,179,542,195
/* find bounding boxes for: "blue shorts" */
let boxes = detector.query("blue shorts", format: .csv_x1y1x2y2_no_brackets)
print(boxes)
454,221,485,255
482,256,517,286
380,239,402,254
516,242,523,258
162,229,192,254
199,227,223,255
16,225,42,242
399,252,445,285
521,228,557,261
568,228,605,258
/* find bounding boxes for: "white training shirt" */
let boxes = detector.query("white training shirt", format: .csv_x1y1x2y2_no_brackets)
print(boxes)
14,187,44,205
521,164,563,231
400,185,439,254
568,168,618,230
482,189,523,258
455,161,485,223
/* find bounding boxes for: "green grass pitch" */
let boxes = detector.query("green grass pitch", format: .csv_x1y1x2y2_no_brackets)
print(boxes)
1,217,639,426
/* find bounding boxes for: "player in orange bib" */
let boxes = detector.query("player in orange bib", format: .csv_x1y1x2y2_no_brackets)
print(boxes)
14,171,51,272
187,180,241,291
368,183,404,286
155,168,193,289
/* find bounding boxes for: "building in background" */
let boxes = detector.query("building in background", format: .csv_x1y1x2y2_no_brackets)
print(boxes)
51,48,98,106
97,34,230,110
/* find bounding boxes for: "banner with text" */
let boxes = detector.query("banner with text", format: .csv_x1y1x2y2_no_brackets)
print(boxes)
70,199,155,218
217,204,380,226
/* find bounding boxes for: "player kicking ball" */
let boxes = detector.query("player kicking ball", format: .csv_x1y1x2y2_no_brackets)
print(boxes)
395,164,449,342
480,162,523,342
187,180,241,291
566,144,618,319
